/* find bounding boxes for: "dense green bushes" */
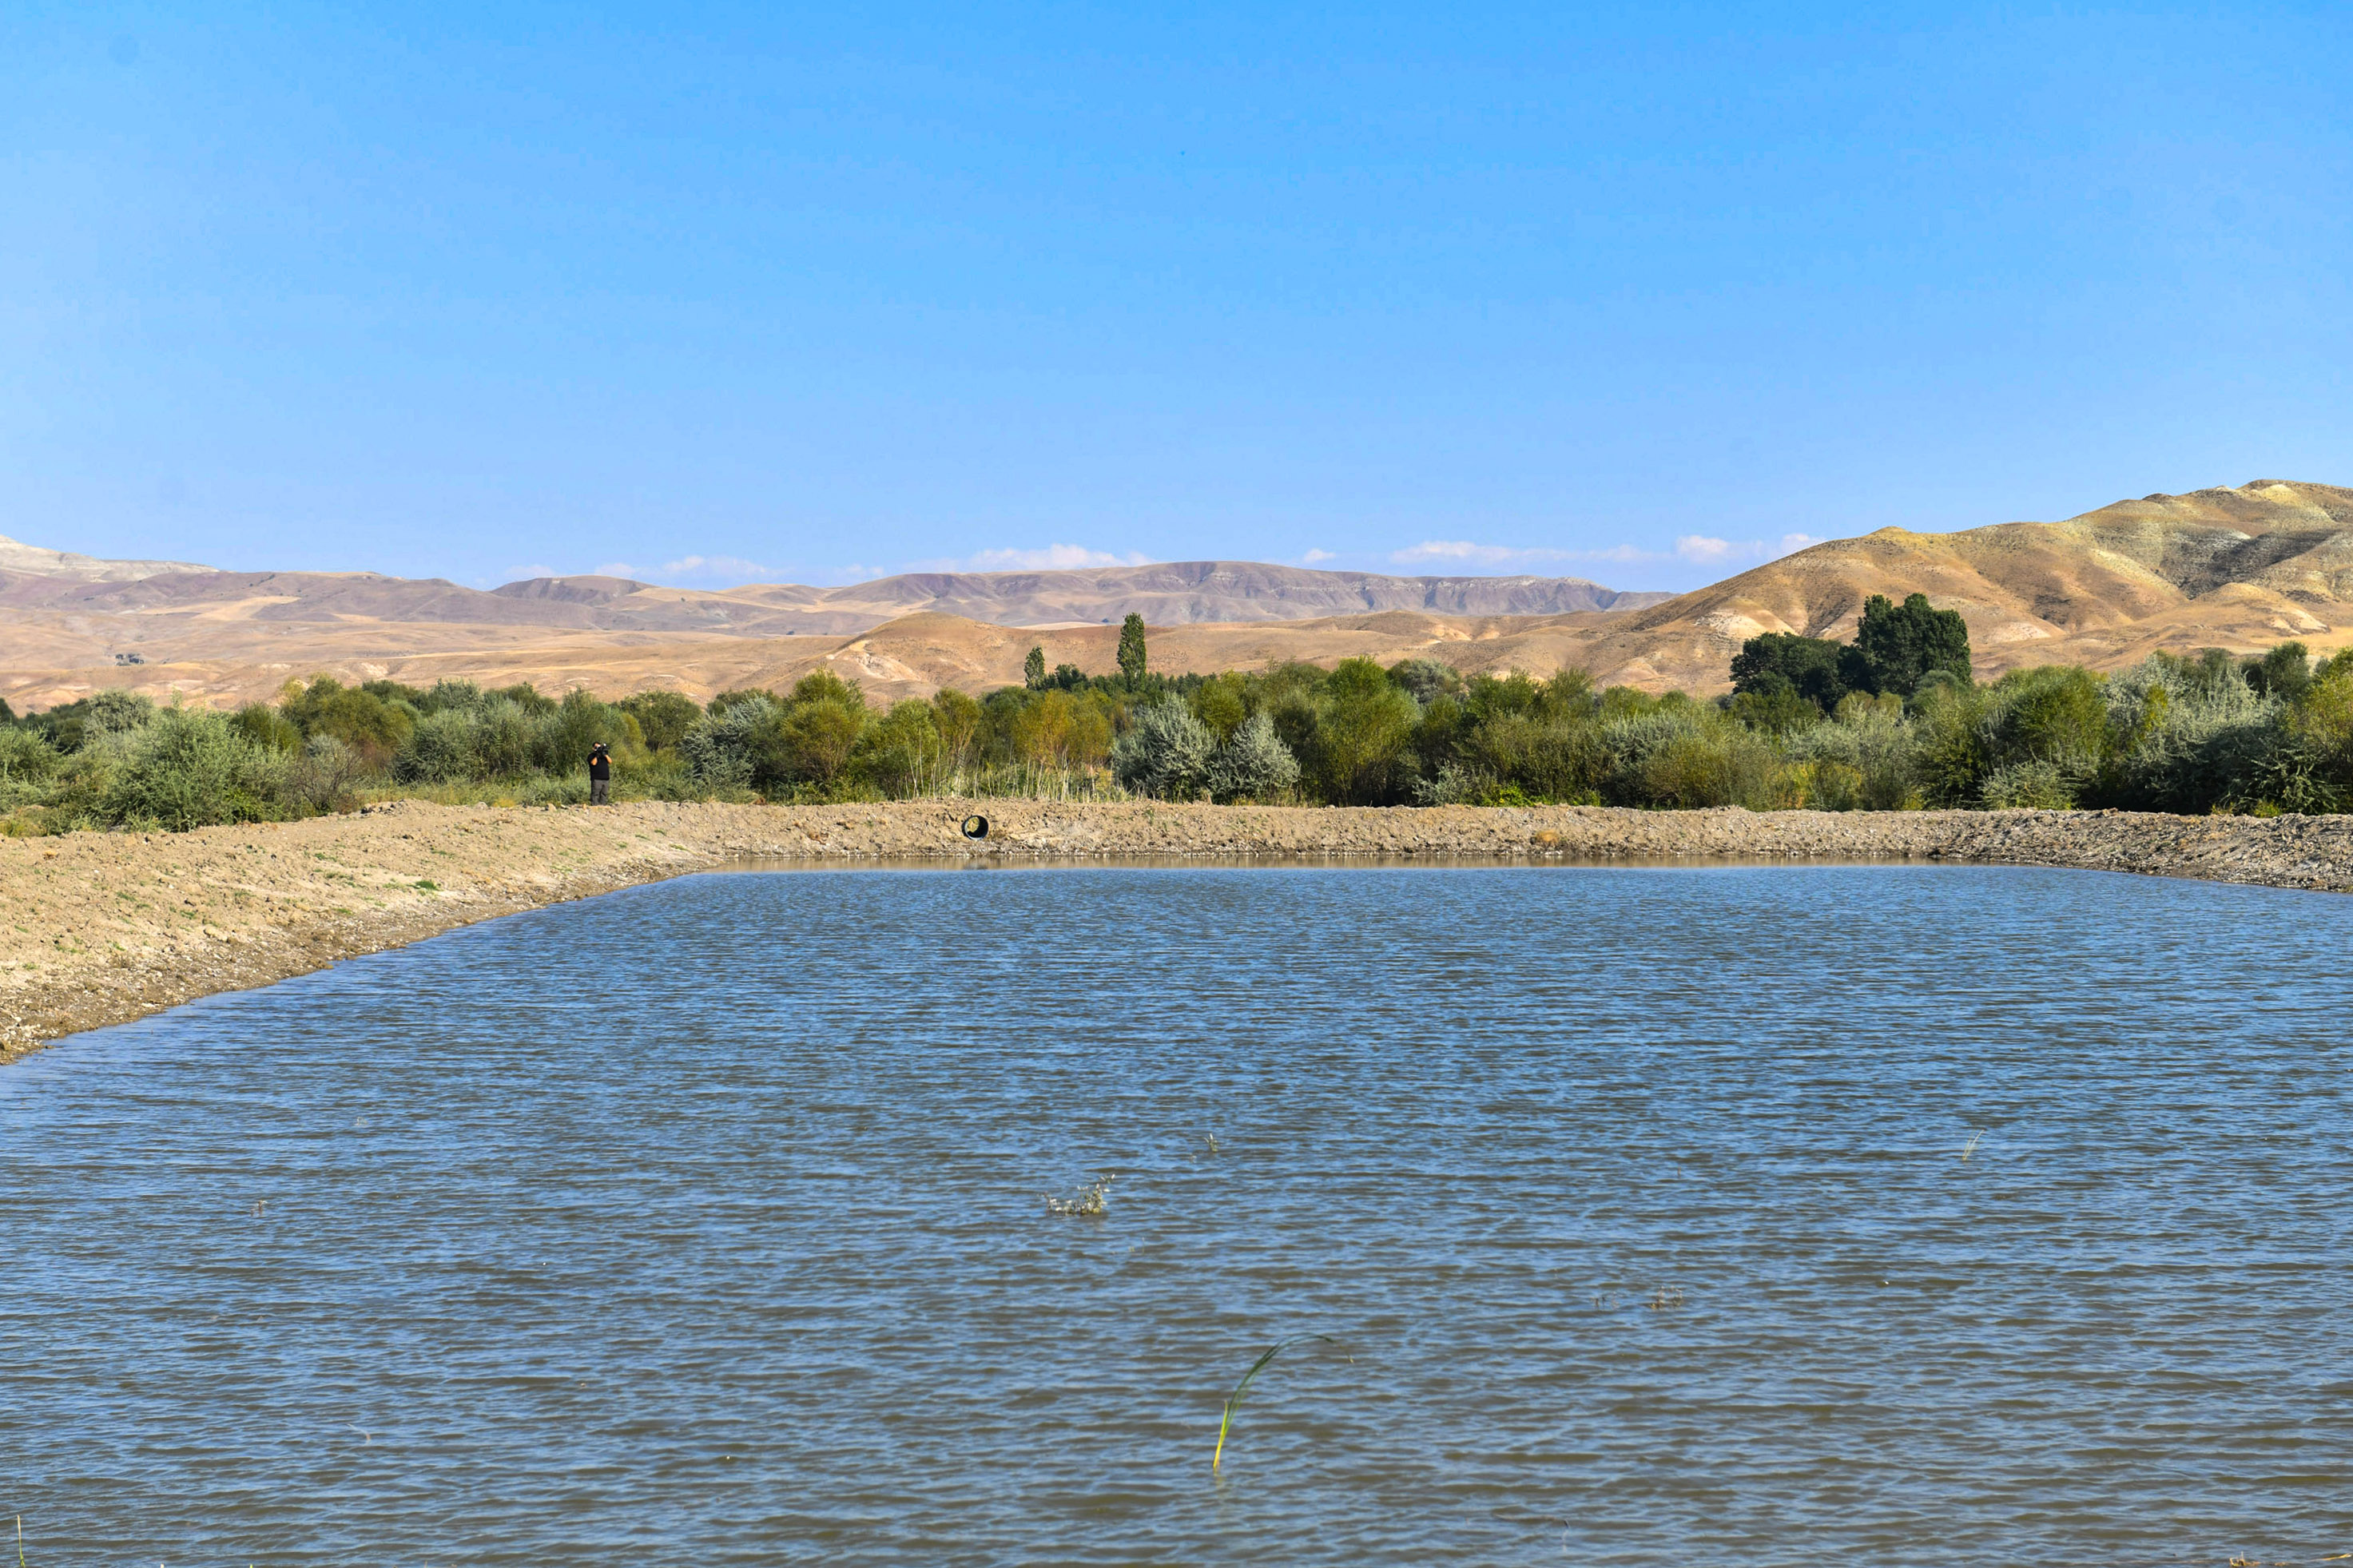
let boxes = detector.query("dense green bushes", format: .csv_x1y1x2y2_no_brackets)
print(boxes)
10,617,2353,832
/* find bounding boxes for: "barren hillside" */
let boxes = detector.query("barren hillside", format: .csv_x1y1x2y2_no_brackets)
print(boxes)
4,481,2349,709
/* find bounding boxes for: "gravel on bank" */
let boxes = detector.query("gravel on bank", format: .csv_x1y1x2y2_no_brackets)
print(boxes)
8,796,2351,1062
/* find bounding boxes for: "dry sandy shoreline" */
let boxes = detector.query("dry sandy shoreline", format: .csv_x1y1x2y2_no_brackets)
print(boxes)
8,797,2353,1062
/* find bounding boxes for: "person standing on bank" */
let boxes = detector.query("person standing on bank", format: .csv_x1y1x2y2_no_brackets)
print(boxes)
587,740,612,805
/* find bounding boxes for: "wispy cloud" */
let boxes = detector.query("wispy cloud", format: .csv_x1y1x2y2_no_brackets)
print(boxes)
1301,548,1337,564
1395,532,1826,575
1390,540,1581,567
915,543,1153,573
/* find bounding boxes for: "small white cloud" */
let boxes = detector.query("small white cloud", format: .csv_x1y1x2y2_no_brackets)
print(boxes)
1384,533,1838,577
506,562,560,581
1301,548,1337,564
586,554,773,586
914,543,1152,573
1570,543,1671,565
659,554,770,582
1392,540,1576,566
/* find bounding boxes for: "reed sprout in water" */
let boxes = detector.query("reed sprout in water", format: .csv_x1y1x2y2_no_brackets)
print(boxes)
1961,1130,1985,1162
1213,1334,1339,1471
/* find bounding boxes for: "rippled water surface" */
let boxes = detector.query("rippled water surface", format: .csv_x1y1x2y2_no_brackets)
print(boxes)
6,864,2351,1565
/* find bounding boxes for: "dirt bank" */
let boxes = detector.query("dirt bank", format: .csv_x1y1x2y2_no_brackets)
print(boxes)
8,798,2352,1062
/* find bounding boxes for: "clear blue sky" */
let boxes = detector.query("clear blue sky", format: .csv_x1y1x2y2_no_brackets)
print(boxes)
5,3,2348,591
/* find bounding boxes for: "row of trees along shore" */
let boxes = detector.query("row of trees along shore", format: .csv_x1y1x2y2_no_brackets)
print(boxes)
7,599,2353,834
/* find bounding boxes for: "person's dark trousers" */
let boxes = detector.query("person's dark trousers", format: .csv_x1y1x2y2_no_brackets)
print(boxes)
590,779,610,805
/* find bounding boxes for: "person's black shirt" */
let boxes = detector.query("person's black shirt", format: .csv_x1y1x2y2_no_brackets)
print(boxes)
588,749,611,781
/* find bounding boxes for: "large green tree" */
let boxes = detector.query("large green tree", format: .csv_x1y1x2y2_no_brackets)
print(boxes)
1729,633,1850,713
1844,593,1972,697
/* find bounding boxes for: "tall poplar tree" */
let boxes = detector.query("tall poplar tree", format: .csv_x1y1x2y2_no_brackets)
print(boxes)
1117,614,1148,683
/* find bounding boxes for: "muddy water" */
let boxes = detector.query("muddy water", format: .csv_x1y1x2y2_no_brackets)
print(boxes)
3,865,2349,1565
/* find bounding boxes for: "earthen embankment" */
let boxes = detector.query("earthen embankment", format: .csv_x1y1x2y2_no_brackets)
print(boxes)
8,799,2350,1061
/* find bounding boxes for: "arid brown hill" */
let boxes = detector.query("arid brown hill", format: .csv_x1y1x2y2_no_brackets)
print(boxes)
1558,478,2353,689
3,481,2349,709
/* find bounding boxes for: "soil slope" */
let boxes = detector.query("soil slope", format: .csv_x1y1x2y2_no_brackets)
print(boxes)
7,799,2351,1063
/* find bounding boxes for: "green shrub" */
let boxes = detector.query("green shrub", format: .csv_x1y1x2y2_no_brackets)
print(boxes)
1980,759,2076,809
395,708,484,783
1302,658,1420,804
857,701,947,796
280,676,414,758
232,702,302,753
1111,696,1218,799
1206,711,1300,802
682,697,776,788
620,689,703,752
101,708,288,831
0,726,62,784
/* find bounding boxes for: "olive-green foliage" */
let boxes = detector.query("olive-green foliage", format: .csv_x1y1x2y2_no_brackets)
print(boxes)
1208,711,1301,802
11,633,2346,832
706,688,777,717
1117,613,1148,682
491,682,558,715
1730,633,1850,713
681,696,774,789
0,725,64,784
1299,657,1421,804
933,688,983,772
1111,697,1218,798
1849,592,1973,696
1190,672,1250,743
22,689,156,754
1979,760,2077,809
1387,657,1464,705
101,707,288,831
1974,665,2110,806
232,702,303,753
2242,641,2312,701
1782,693,1916,810
2282,665,2353,808
2094,651,2283,813
417,678,484,713
1604,704,1798,810
1024,645,1047,689
620,689,703,752
859,700,948,796
777,672,865,785
1725,681,1823,736
280,676,415,757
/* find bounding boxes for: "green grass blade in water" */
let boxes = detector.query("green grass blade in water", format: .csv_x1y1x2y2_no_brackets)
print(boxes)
1213,1334,1337,1471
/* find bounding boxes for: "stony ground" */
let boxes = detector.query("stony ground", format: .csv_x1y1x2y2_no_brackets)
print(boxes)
9,797,2352,1062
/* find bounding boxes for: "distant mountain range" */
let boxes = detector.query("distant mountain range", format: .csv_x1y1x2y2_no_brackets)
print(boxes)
5,481,2351,709
0,551,1661,639
0,534,217,582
